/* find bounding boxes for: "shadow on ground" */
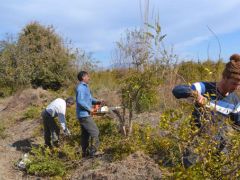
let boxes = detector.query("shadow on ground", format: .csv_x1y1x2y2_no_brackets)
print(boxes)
12,138,39,153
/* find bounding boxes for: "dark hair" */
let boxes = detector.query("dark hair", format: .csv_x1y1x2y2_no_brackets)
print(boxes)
77,71,88,81
222,54,240,80
66,97,74,105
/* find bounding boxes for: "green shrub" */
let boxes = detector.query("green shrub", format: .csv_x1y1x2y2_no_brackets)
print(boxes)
106,139,137,161
27,147,66,176
27,159,66,176
23,106,41,120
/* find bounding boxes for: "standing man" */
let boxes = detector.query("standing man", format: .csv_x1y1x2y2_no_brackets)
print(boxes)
76,71,102,158
172,54,240,167
41,97,74,148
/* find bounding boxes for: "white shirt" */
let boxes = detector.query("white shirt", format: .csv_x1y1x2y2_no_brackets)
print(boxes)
46,98,67,130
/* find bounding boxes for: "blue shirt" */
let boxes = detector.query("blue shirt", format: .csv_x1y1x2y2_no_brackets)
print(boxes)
76,82,99,118
172,82,240,127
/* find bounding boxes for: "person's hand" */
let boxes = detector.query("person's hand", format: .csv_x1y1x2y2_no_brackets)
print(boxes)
90,108,96,115
192,91,207,106
63,128,71,136
197,94,207,106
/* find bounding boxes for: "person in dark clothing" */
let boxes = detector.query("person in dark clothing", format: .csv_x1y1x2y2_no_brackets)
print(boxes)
172,54,240,167
41,97,74,148
76,71,103,157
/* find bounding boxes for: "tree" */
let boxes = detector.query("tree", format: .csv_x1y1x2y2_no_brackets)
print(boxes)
16,22,76,90
112,20,177,136
0,22,98,96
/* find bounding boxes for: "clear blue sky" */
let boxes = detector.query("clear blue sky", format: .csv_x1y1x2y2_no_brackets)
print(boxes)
1,0,240,67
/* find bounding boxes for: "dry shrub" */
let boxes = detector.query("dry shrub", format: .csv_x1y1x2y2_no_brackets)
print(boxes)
71,151,162,179
95,90,121,107
5,88,50,111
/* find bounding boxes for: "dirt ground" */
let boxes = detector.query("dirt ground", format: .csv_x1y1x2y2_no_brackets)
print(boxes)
0,89,47,180
70,152,162,180
0,118,41,180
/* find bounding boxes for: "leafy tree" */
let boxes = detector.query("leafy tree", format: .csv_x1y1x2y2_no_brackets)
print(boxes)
17,22,76,90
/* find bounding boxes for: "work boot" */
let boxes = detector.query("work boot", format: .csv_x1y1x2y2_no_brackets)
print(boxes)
89,150,103,158
82,149,90,158
52,140,60,147
44,143,53,149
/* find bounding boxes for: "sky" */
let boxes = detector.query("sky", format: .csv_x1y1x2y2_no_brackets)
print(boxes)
1,0,240,67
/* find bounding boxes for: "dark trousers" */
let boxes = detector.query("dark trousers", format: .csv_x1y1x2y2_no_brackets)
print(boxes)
79,116,100,156
41,110,60,147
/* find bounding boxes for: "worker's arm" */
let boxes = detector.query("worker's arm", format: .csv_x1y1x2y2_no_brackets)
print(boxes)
58,113,67,130
172,83,207,105
172,85,193,99
92,97,101,105
58,113,71,135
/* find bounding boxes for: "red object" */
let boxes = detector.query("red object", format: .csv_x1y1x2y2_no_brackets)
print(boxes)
92,104,101,114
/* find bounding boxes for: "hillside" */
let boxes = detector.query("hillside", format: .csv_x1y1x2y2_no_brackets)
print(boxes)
0,89,163,180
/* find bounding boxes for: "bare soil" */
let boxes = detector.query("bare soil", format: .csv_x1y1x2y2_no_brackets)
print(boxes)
70,152,162,180
0,88,47,180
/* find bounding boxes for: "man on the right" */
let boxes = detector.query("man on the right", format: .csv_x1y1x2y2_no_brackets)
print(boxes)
173,54,240,127
172,54,240,167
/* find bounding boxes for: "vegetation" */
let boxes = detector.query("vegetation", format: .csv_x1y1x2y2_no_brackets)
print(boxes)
2,20,240,179
23,106,42,120
27,147,66,176
0,22,95,96
0,124,6,139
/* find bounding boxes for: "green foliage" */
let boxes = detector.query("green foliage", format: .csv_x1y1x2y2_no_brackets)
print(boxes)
120,68,160,113
177,60,225,83
98,120,180,164
158,106,240,179
17,22,76,90
23,106,41,120
27,159,65,177
24,98,240,179
113,22,178,136
0,22,76,94
27,147,66,176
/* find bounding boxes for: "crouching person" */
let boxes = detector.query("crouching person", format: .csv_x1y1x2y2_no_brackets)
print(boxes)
41,97,74,148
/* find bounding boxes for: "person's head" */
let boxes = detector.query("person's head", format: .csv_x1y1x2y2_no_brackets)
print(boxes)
66,97,74,107
221,54,240,93
77,71,90,84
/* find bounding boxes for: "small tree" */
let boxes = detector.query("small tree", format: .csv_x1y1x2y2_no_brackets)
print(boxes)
113,20,176,136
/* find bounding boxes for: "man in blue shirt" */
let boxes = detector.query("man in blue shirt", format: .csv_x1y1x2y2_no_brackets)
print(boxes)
172,54,240,167
76,71,102,157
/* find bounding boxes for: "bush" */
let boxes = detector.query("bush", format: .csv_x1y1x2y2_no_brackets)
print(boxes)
23,106,41,120
0,22,76,93
27,147,66,176
27,159,66,176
